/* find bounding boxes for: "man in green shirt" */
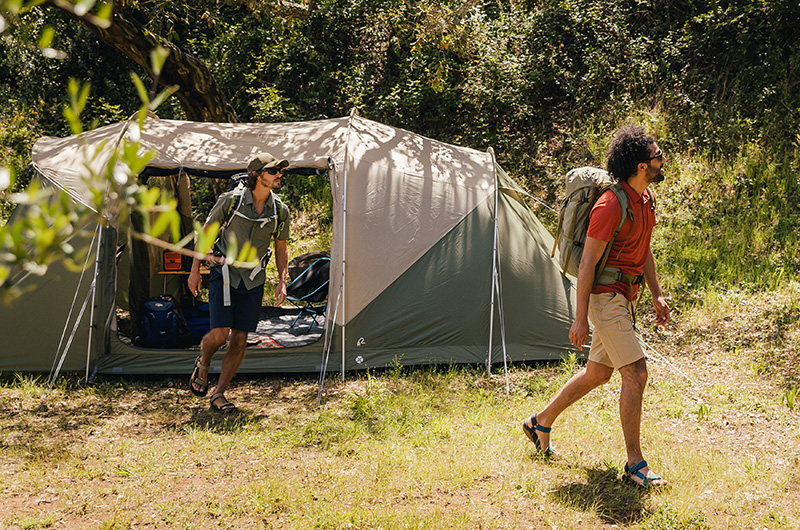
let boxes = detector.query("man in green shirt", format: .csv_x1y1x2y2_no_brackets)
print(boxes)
188,153,291,412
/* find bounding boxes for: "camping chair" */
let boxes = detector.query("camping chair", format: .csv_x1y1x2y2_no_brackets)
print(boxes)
285,257,330,332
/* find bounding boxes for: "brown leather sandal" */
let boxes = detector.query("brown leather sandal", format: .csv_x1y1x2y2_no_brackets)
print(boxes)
189,356,210,397
210,392,237,413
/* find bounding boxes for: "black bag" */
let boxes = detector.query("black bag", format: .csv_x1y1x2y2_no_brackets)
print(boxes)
136,296,190,348
226,172,248,191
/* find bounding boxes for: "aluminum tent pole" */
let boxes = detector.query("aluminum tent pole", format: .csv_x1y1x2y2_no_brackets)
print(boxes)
84,223,104,382
82,111,139,382
339,108,357,380
317,277,343,406
44,224,99,399
340,157,348,381
317,158,342,405
494,253,511,395
486,148,500,375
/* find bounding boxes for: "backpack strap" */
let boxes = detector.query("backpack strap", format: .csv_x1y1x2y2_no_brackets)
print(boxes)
593,183,631,287
550,195,568,258
214,185,282,306
213,184,247,255
595,185,658,299
272,194,287,240
245,194,286,282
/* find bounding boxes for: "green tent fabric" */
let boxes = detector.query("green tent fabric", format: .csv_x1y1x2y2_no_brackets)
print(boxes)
0,112,579,375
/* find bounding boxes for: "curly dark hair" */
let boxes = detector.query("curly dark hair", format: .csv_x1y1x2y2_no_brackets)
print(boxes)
606,125,654,182
244,171,258,190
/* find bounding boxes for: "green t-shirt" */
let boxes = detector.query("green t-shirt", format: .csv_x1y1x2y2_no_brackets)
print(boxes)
206,188,290,290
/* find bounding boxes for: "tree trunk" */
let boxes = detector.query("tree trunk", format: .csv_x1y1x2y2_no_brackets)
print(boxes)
50,1,236,194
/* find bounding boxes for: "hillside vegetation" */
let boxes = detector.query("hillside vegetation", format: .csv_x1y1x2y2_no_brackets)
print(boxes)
1,1,798,317
2,2,798,188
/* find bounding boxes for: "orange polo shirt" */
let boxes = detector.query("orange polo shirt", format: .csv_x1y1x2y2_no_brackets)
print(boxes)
587,181,656,300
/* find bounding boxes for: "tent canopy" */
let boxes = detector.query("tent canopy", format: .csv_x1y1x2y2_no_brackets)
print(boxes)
32,113,501,325
0,112,578,375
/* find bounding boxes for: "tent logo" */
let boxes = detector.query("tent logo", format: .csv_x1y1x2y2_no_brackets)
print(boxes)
355,355,364,364
356,337,365,347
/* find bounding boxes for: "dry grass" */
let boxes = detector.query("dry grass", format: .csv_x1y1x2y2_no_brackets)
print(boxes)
2,285,800,529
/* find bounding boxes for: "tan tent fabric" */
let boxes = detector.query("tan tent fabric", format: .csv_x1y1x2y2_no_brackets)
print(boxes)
31,113,496,324
31,121,130,207
5,112,579,375
334,115,495,321
31,117,350,208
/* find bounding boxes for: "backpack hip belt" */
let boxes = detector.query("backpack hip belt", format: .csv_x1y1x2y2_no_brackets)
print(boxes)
595,268,644,287
596,266,645,307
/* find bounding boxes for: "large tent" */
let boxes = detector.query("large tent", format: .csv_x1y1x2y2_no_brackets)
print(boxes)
0,111,578,377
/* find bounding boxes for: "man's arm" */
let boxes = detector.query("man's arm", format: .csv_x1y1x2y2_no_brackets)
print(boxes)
569,236,607,350
187,222,210,297
273,238,288,305
643,248,670,326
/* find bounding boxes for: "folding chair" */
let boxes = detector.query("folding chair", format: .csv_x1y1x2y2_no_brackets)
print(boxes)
285,257,330,332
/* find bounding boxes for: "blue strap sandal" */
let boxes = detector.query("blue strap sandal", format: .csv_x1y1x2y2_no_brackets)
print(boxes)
522,414,554,456
623,460,666,488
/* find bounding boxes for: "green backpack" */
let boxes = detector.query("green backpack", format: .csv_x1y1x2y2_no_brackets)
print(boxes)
213,180,287,264
551,167,652,287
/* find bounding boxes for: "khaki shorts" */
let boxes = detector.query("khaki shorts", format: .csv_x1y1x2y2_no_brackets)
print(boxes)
588,292,645,369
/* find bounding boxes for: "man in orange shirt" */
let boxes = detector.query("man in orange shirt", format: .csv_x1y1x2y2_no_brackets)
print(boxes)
523,125,670,487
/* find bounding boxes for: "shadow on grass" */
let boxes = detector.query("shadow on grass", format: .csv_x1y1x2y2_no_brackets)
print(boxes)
174,403,274,433
550,463,656,525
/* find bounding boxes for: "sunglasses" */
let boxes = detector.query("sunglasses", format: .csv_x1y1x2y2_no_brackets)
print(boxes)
642,150,664,163
260,167,282,175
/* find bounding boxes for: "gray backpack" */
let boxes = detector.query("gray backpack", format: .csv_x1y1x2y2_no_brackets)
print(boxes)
551,167,638,285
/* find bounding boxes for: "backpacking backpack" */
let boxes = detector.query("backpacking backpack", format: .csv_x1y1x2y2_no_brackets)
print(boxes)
213,176,287,259
136,296,190,348
226,172,249,193
210,176,289,296
551,167,635,283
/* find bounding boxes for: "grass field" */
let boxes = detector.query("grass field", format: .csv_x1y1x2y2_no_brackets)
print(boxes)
2,282,799,529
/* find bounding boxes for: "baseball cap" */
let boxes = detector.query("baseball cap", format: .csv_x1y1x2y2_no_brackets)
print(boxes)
247,153,289,173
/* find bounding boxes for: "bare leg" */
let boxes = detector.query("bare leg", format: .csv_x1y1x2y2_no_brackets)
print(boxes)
210,328,248,400
525,360,613,450
191,327,230,394
618,357,666,485
618,357,647,463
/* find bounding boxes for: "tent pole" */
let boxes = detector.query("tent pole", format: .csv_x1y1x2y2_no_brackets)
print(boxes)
340,163,347,381
45,223,99,398
487,251,496,375
316,158,337,405
340,109,357,381
80,115,133,383
486,149,500,376
85,223,103,382
494,258,511,395
317,280,342,407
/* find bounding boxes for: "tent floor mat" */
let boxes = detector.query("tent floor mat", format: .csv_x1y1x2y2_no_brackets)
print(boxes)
248,308,325,349
115,306,324,350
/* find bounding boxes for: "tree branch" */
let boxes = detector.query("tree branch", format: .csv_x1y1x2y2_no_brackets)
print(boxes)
48,0,238,123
